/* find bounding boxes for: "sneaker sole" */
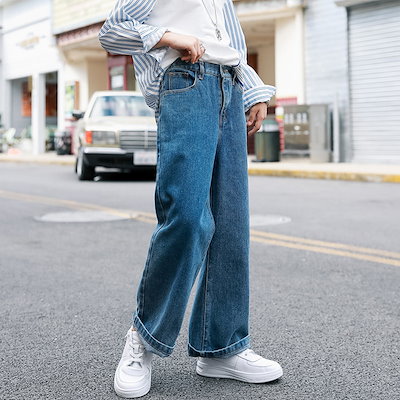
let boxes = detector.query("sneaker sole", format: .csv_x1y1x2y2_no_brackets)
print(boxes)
114,373,151,398
196,361,283,383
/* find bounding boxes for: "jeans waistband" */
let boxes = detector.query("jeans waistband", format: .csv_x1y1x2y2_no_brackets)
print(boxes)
169,58,237,80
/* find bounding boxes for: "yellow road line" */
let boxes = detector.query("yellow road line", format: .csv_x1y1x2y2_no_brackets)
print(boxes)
1,189,398,267
247,168,400,183
135,215,158,224
250,236,400,268
250,229,400,260
0,190,136,219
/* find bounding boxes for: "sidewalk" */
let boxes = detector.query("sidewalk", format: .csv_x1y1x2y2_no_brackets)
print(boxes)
247,156,400,183
0,152,76,166
1,152,400,183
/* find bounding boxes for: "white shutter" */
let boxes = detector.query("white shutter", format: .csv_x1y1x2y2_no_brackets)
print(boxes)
349,1,400,163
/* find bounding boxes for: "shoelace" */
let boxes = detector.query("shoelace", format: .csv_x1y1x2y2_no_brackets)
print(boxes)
126,332,145,367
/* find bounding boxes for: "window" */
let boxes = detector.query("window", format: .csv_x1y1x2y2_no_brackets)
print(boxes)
90,96,153,118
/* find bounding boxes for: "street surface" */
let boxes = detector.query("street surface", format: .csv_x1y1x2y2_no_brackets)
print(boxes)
0,163,399,400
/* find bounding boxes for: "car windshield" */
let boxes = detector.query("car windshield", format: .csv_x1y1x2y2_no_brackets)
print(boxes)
90,95,153,118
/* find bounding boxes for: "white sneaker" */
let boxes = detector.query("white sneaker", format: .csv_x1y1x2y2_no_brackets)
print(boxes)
114,327,153,398
196,349,283,383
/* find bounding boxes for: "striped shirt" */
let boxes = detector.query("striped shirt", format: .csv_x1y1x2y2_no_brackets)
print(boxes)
98,0,276,113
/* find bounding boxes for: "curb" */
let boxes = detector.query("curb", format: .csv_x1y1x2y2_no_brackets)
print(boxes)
1,156,399,183
0,157,75,166
248,167,400,183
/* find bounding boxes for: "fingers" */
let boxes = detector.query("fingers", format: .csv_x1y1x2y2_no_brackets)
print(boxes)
190,40,203,63
198,44,205,61
259,106,267,120
179,39,205,63
180,51,192,62
194,42,201,63
179,48,197,63
196,42,206,62
247,103,269,135
248,118,262,136
200,43,206,57
172,33,206,63
247,109,264,136
189,45,196,63
246,108,258,129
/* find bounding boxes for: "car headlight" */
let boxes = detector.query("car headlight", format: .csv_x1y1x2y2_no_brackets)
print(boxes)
89,131,117,145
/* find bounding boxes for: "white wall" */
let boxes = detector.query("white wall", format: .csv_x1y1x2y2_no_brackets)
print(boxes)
2,0,61,79
1,0,62,153
87,59,108,101
64,61,88,111
0,6,3,127
256,43,275,102
2,0,49,32
1,0,110,153
304,0,350,161
275,10,305,103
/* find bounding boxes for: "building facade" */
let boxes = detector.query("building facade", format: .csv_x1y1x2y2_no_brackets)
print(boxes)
0,6,3,129
305,0,400,164
1,0,398,163
304,0,350,162
337,0,400,164
53,0,119,120
53,0,138,127
0,0,62,154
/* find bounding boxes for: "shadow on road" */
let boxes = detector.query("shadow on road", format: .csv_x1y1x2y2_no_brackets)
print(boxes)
94,169,156,182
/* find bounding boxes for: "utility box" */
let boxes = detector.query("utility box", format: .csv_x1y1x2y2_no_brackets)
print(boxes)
309,104,332,163
283,104,332,162
282,105,310,157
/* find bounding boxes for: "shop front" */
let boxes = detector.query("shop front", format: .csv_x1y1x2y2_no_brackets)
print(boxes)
337,0,400,163
52,0,137,126
1,0,62,154
236,0,305,155
49,0,306,157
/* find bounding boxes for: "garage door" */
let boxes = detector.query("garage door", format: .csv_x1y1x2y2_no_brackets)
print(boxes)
349,0,400,163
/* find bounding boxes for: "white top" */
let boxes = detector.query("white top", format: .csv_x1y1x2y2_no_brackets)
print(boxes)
146,0,241,70
99,0,277,112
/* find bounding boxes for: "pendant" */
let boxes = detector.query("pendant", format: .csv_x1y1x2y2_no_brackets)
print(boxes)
216,28,222,41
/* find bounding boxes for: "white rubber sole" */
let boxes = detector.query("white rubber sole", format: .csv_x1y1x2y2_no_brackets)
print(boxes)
114,371,151,398
196,361,283,383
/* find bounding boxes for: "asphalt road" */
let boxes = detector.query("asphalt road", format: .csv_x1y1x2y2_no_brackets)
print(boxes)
0,162,399,400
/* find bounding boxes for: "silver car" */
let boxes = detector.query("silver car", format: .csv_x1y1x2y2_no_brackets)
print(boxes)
73,91,157,180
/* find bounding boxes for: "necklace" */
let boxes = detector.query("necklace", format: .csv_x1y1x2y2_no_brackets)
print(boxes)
201,0,222,41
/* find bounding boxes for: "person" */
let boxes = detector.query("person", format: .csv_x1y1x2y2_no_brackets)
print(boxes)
99,0,283,397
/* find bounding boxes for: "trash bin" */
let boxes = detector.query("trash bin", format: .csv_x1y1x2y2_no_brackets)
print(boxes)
254,118,280,162
54,130,72,155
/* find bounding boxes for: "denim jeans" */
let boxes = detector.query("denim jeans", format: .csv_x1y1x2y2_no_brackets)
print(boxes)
132,59,250,358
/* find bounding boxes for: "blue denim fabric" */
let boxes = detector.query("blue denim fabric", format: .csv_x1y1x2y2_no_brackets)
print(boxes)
132,58,250,358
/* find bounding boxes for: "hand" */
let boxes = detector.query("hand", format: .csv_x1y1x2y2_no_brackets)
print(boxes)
246,102,268,136
154,32,205,64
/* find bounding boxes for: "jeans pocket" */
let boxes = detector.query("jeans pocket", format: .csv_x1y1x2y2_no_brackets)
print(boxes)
162,68,198,95
233,79,244,93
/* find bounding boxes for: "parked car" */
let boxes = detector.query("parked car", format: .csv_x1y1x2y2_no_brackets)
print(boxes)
73,91,157,180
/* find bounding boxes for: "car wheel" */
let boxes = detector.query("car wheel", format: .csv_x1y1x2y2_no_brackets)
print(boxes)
76,149,95,181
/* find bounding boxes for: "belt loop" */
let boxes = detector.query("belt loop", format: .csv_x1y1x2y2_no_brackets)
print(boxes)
198,61,205,80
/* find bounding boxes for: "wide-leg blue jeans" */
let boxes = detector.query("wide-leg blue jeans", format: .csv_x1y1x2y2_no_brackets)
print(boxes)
132,59,250,358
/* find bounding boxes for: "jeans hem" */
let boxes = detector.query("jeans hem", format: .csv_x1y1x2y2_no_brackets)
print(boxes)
133,313,174,358
187,335,250,358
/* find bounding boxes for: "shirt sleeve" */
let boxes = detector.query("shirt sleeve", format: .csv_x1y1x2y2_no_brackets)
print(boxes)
223,0,276,111
98,0,168,55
